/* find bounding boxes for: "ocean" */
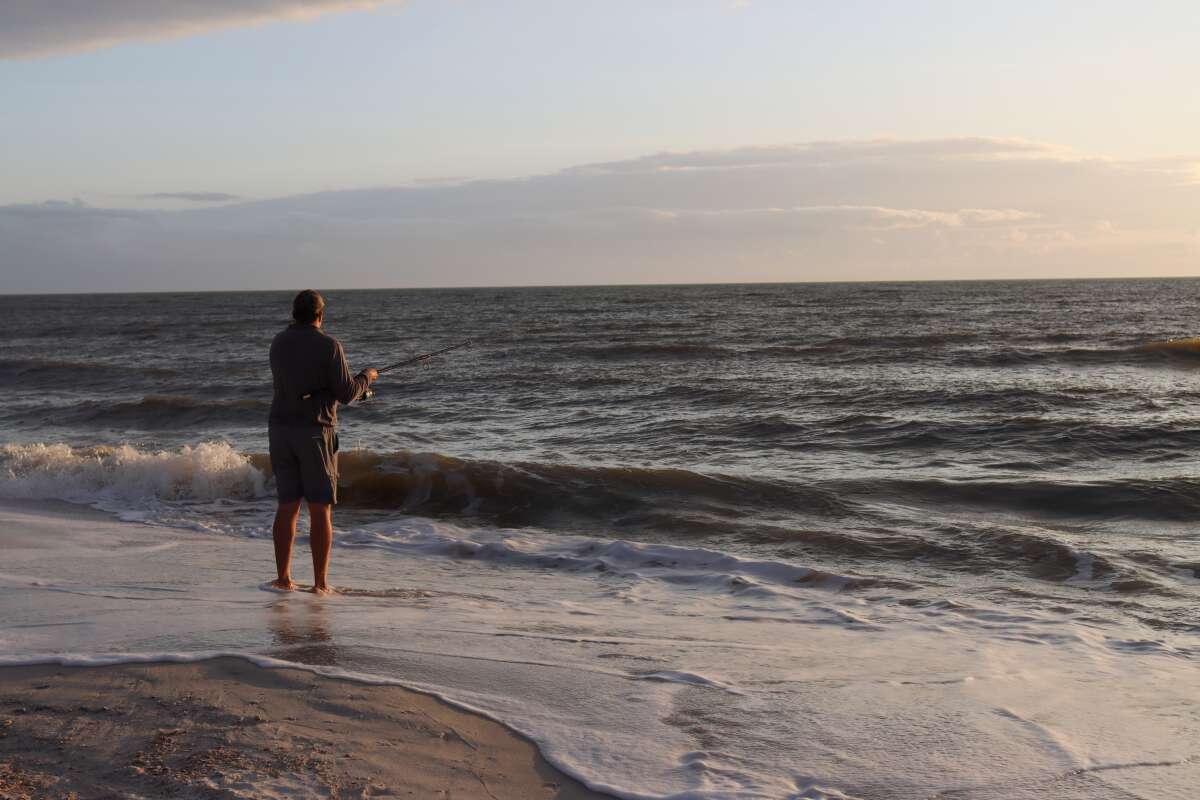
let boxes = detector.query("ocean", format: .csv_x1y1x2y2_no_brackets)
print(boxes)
2,280,1199,798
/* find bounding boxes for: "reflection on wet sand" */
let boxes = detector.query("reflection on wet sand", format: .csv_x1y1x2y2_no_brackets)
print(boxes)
267,600,339,665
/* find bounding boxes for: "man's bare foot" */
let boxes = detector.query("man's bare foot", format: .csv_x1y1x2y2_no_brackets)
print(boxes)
269,578,298,591
310,584,337,597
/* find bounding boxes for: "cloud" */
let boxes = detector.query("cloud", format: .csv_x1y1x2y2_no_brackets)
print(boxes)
1,138,1197,293
140,192,243,203
0,198,146,220
566,138,1062,176
0,1,402,60
632,205,1041,230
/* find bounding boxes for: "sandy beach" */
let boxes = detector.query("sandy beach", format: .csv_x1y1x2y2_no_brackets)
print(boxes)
0,656,612,799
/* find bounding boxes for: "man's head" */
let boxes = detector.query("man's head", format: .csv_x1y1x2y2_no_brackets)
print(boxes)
292,289,325,326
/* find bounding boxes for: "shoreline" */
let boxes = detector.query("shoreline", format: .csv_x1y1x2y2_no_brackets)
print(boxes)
0,497,626,798
0,655,614,799
5,463,1198,797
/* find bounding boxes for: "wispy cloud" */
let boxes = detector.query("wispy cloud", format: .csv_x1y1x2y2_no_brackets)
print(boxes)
0,0,404,60
632,205,1040,229
0,198,145,220
566,138,1064,176
140,192,243,203
1,139,1197,292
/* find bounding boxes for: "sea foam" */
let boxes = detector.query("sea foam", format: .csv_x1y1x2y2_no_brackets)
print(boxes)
0,441,267,506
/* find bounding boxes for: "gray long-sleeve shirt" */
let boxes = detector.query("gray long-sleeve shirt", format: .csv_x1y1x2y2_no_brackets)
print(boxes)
268,323,369,428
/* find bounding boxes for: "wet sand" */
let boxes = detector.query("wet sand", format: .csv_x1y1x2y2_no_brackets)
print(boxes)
0,656,613,799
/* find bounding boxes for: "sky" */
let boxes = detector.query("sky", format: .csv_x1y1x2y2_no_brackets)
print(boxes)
1,0,1198,292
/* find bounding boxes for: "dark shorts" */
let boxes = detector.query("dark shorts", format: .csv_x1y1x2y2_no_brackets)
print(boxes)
269,424,339,504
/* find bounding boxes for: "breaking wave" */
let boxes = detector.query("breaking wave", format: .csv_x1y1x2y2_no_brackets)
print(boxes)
0,442,267,506
0,440,1191,594
6,442,1198,530
329,448,858,529
0,441,855,529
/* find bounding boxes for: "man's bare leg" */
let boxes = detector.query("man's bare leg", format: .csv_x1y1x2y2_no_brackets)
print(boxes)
271,500,302,590
308,501,334,595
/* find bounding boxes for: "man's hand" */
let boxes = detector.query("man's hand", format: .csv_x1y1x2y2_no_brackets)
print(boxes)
362,368,379,383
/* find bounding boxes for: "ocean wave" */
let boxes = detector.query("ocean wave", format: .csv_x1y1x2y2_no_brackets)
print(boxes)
838,387,1108,414
30,392,1198,466
509,335,1200,374
0,356,178,390
1,441,1188,597
625,413,1200,463
5,438,1194,533
1136,337,1200,355
765,332,982,355
855,475,1200,521
0,441,857,529
851,416,1200,460
567,343,736,360
330,449,858,529
955,342,1200,369
0,441,267,506
715,336,1200,369
32,395,270,429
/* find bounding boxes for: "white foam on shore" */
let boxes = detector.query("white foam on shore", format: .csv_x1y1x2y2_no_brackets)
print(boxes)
635,670,739,692
339,522,865,596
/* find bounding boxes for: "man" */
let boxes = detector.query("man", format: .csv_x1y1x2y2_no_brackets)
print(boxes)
268,289,377,594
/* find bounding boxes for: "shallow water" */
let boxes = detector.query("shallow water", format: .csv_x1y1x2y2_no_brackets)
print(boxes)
2,281,1200,797
3,500,1197,799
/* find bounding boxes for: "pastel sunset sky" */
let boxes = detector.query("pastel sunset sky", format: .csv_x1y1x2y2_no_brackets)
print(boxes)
2,1,1197,292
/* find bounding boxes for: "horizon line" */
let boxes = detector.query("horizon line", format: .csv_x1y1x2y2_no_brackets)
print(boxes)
2,273,1200,298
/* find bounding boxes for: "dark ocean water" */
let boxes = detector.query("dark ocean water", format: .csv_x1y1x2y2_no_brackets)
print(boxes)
3,280,1200,633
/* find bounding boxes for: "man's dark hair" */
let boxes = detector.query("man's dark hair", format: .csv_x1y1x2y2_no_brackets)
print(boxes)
292,289,325,324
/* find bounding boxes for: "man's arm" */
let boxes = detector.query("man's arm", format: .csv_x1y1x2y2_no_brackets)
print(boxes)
329,341,376,404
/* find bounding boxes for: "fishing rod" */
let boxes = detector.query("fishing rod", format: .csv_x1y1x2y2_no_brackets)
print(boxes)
377,339,472,375
358,339,472,401
302,340,472,403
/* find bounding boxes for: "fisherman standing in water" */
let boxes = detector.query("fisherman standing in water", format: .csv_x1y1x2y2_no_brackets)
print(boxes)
268,290,377,594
